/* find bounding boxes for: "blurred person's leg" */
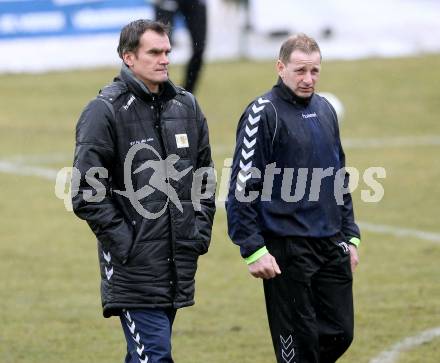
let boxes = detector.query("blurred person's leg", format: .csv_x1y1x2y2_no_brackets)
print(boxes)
154,0,177,42
179,0,207,93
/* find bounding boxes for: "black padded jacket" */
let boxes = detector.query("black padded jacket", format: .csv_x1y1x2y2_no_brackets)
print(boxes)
72,65,216,317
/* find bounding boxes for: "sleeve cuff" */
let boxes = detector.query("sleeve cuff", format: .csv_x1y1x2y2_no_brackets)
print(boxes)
348,237,361,248
244,246,268,265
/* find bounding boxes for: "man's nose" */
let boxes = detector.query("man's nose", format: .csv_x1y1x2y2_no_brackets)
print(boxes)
160,53,169,64
303,72,312,84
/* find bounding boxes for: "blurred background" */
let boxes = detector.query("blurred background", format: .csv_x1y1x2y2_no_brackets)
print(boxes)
1,0,439,72
0,1,439,362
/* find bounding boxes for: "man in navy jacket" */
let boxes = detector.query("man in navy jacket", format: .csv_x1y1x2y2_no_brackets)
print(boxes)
226,33,361,363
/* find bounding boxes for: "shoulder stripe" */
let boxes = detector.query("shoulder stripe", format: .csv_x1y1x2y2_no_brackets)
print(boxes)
265,99,278,145
235,97,268,192
321,96,338,124
97,98,115,120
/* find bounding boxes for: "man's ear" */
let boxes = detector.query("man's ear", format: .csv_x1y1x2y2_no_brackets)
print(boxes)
276,60,285,78
123,52,134,67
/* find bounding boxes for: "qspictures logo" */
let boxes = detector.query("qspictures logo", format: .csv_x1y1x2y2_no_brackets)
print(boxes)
54,144,386,218
113,143,193,219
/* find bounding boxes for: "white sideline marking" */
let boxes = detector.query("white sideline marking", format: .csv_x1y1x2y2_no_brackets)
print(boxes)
1,134,440,167
6,153,71,165
0,160,58,180
218,203,440,243
343,136,440,149
217,203,440,244
359,221,440,244
212,135,440,155
369,327,440,363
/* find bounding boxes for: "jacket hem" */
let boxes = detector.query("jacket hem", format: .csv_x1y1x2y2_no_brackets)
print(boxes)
103,300,195,318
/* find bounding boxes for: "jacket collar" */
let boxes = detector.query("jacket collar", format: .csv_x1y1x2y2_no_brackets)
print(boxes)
118,63,178,103
273,77,313,107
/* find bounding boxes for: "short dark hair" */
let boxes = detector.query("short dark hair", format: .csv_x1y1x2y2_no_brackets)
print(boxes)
278,33,321,64
117,19,170,59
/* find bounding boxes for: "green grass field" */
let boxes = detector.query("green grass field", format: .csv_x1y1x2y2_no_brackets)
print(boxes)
1,55,439,363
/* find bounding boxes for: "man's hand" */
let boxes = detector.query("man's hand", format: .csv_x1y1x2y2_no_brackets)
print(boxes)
348,244,359,272
248,252,281,279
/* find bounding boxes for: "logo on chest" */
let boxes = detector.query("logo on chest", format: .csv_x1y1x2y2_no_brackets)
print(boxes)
175,133,189,148
123,95,136,110
129,138,154,147
302,112,317,119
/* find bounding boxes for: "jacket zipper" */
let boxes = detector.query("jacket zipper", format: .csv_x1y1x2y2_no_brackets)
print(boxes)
152,96,178,304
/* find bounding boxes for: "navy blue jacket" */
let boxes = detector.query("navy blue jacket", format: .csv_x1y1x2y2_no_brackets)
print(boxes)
226,79,360,258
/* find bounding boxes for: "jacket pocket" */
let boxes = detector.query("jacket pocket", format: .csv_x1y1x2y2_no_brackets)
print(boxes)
176,239,207,257
99,219,134,264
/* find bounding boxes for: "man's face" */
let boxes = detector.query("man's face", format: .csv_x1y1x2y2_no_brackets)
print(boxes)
123,30,171,92
277,50,321,98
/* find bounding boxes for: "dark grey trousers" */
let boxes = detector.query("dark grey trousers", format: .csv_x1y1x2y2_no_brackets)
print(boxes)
264,235,354,363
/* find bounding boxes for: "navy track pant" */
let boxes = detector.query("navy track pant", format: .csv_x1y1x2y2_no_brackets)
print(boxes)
120,308,177,363
263,236,354,363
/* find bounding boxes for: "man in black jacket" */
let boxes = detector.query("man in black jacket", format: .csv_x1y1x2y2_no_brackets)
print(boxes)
72,19,215,363
226,34,361,363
